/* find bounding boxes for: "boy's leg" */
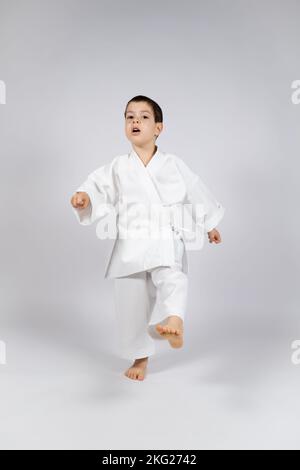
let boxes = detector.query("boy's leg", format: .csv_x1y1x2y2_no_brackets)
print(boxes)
147,265,188,331
147,236,188,339
113,272,156,360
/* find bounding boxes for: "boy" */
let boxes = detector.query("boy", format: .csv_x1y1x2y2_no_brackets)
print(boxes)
70,95,224,381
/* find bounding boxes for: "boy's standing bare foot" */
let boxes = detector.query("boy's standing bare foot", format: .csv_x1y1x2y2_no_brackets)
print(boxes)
124,357,148,381
155,315,184,348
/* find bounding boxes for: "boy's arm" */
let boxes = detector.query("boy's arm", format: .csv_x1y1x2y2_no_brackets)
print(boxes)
71,161,118,225
173,156,225,233
189,176,225,233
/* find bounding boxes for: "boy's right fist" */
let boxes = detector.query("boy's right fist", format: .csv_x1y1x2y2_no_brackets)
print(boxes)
71,191,91,209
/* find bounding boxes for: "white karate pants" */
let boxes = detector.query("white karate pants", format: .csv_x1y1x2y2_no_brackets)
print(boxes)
113,237,188,360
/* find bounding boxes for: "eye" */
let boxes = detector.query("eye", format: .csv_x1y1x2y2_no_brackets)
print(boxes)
126,115,149,120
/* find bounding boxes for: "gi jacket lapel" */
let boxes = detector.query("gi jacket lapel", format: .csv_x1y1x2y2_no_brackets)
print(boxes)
128,146,166,204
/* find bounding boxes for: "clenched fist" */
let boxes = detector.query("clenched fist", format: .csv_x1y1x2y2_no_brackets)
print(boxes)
208,228,222,244
70,191,90,209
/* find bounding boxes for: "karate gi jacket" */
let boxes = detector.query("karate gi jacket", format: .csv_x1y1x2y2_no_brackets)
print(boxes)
72,146,225,279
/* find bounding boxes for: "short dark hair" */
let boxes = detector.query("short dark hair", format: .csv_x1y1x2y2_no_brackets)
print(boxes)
124,95,163,123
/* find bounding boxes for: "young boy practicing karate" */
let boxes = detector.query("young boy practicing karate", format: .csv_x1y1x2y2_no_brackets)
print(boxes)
70,95,225,381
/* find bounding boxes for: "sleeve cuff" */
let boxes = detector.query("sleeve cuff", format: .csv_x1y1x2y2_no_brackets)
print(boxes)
204,205,225,232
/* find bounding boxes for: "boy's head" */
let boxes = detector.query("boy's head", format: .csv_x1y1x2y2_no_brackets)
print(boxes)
124,95,163,147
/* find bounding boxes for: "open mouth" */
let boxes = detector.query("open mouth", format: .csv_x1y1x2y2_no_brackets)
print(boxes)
132,128,141,134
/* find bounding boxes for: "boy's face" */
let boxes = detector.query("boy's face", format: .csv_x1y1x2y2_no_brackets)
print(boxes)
125,101,163,146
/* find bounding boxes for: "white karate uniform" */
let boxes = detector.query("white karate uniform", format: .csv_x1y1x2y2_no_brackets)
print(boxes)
72,145,225,278
72,145,225,359
113,234,187,360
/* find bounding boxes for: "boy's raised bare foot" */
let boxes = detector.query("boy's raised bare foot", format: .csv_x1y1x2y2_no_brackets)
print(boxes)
124,357,148,381
155,315,184,348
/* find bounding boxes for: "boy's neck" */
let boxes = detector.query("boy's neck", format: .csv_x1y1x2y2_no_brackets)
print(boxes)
133,144,157,166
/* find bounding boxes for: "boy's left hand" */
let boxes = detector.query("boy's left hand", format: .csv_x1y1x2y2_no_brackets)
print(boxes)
208,228,222,244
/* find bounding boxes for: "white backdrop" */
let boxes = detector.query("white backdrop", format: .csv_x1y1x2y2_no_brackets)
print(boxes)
0,0,299,450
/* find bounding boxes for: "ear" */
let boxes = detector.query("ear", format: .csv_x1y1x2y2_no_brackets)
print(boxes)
156,122,163,135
